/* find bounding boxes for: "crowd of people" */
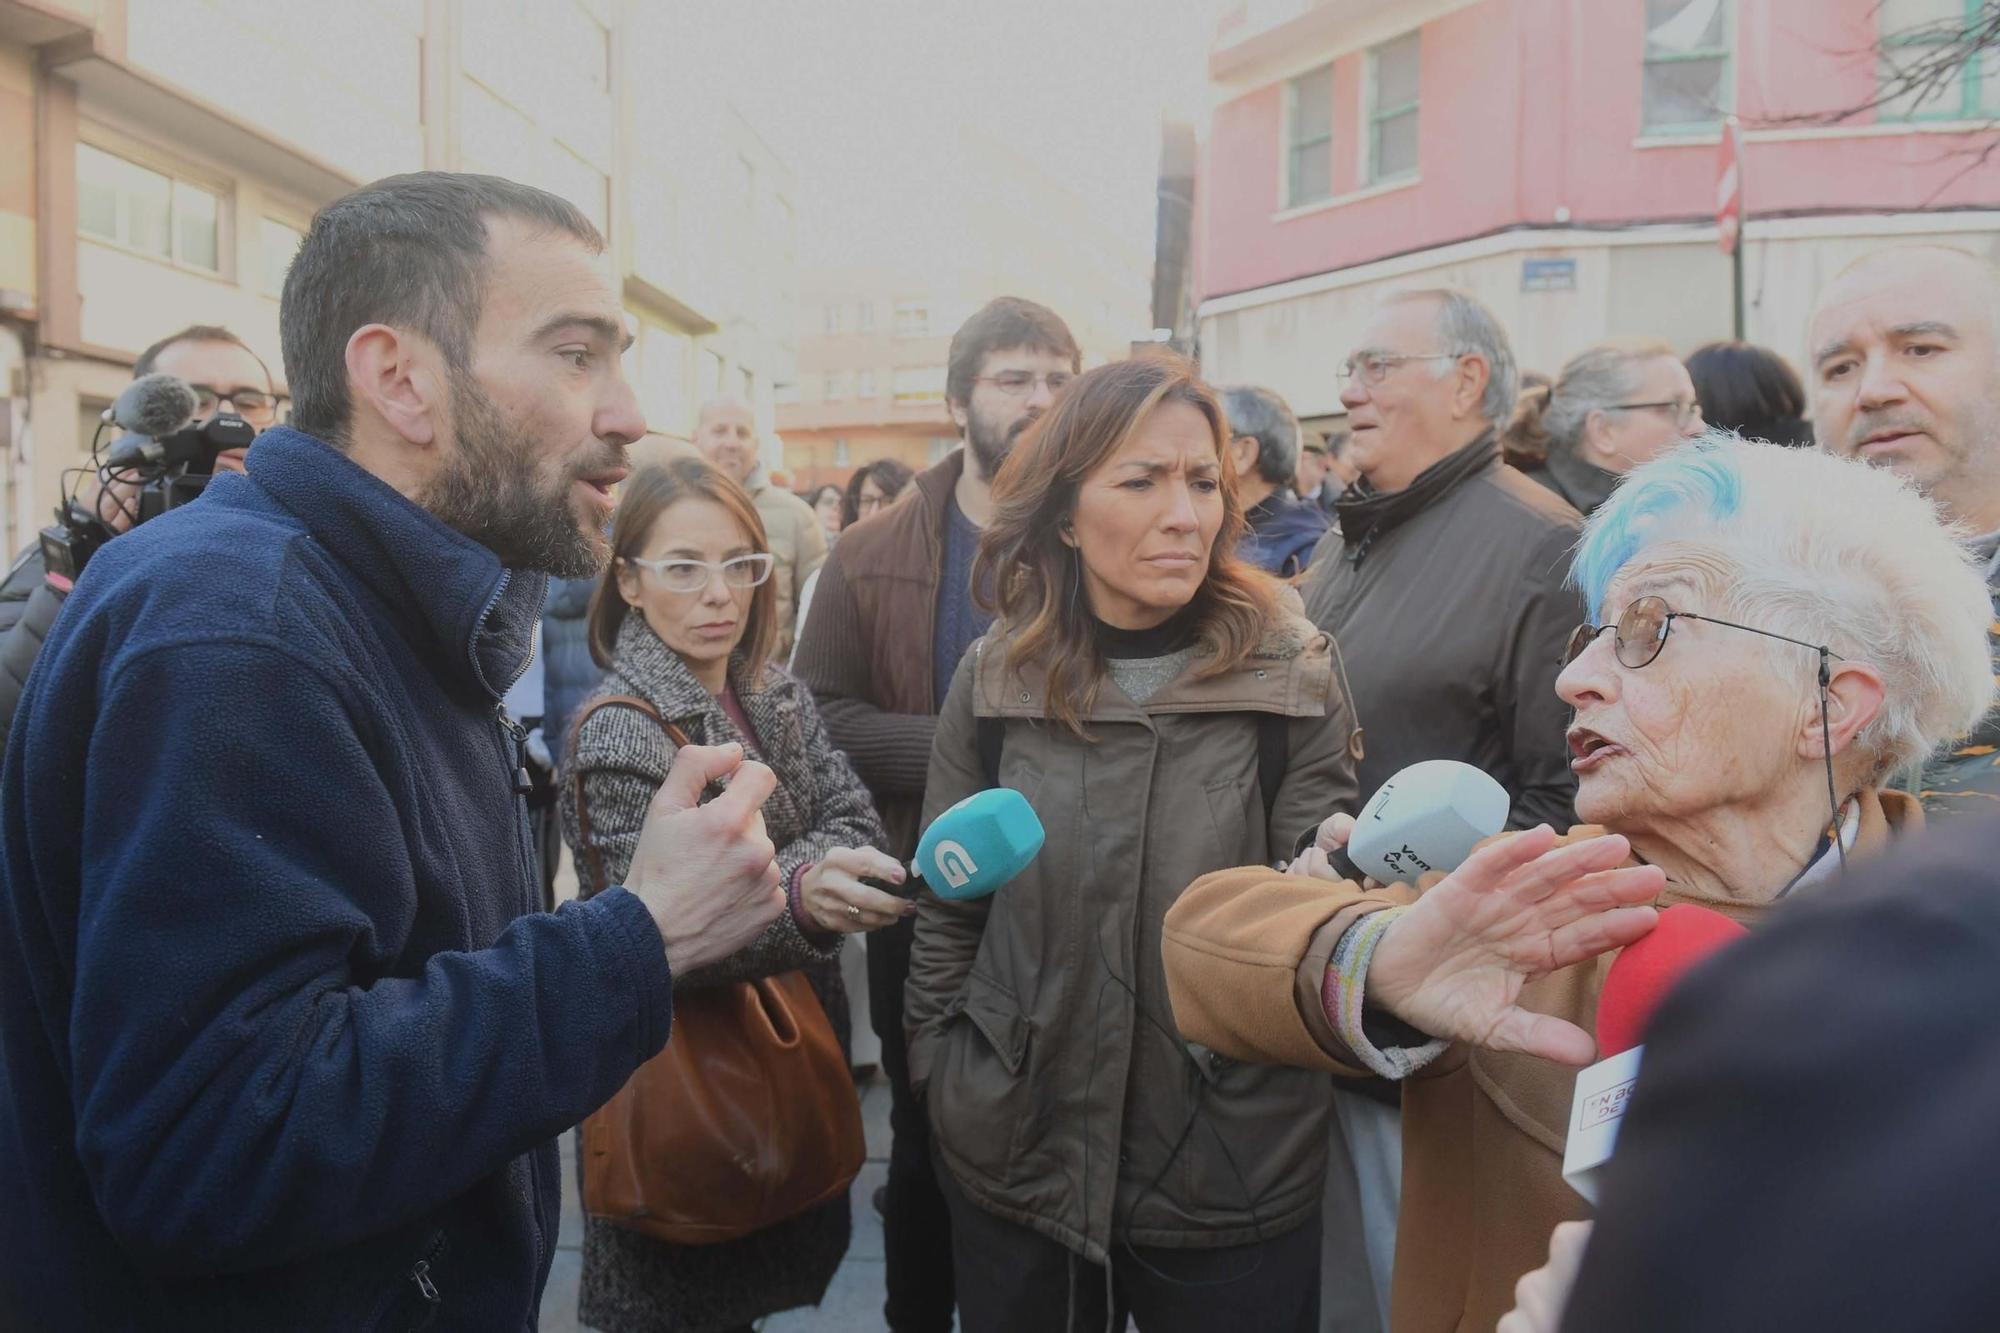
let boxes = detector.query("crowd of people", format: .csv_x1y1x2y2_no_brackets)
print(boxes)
2,165,2000,1333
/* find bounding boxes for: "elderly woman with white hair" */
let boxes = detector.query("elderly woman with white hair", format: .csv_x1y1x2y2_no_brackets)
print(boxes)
1162,436,1995,1333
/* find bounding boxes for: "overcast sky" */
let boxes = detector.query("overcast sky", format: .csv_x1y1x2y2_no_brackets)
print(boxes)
700,0,1222,271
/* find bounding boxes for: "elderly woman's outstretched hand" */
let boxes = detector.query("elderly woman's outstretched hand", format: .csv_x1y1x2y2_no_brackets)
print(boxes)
1363,826,1665,1065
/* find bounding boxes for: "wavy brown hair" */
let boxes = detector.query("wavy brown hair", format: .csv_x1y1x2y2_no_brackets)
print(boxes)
975,354,1281,737
587,457,777,680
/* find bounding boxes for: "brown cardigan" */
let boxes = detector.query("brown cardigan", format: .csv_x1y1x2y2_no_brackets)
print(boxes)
1161,790,1920,1333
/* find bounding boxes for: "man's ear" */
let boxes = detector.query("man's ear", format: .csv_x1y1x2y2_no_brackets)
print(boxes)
948,398,969,434
1229,435,1260,478
1453,354,1492,421
345,324,445,447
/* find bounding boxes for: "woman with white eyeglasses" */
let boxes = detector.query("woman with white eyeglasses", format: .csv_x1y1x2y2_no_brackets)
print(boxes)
559,457,895,1333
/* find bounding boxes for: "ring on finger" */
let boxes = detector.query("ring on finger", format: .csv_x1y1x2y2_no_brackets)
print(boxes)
847,904,862,921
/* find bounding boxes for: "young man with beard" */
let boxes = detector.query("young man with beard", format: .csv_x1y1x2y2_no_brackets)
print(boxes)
0,172,786,1328
792,295,1079,1333
1807,246,2000,821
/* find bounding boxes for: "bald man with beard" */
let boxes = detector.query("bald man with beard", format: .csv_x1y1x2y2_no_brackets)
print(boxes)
1808,245,2000,819
693,396,826,657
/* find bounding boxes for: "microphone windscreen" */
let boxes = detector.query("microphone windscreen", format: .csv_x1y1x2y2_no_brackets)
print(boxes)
1347,759,1511,882
1594,904,1748,1057
914,788,1045,901
110,374,200,438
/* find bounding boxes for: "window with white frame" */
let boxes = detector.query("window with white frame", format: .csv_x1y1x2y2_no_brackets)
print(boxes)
1877,0,2000,121
857,370,877,399
77,143,222,273
893,366,945,405
1285,64,1334,207
834,438,850,467
857,301,875,332
893,302,929,338
1642,0,1734,132
1367,33,1421,183
826,371,848,401
259,217,305,297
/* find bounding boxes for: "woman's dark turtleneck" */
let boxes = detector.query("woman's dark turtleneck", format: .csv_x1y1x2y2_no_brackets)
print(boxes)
1092,600,1202,660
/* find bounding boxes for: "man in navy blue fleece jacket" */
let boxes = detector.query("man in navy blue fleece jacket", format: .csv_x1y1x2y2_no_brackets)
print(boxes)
0,173,785,1330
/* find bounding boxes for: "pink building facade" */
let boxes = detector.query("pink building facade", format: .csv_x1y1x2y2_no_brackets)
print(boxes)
1198,0,2000,424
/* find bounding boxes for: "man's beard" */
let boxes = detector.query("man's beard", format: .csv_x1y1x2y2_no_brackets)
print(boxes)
422,373,623,577
965,403,1041,480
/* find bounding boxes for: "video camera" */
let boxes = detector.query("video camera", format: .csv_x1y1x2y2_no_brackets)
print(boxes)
40,373,257,581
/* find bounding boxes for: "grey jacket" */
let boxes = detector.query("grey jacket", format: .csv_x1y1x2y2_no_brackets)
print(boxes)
907,609,1359,1262
559,613,883,989
1303,433,1583,831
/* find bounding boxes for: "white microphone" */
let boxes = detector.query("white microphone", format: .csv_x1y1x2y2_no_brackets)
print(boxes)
1336,759,1511,883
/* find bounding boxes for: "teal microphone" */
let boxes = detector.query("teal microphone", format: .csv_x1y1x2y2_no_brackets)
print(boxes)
911,788,1046,901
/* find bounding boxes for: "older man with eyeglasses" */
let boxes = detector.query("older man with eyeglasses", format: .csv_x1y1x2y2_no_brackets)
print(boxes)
1284,288,1588,1332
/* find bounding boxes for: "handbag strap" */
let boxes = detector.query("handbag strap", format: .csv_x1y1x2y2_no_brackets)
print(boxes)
570,694,690,897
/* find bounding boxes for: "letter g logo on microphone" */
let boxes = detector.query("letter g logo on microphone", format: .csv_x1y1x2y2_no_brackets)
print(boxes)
934,840,979,890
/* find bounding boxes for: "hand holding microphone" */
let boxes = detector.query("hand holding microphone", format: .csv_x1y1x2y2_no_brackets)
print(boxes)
799,847,913,933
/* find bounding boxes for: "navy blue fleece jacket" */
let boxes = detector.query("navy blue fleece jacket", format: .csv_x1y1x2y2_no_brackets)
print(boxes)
0,427,674,1330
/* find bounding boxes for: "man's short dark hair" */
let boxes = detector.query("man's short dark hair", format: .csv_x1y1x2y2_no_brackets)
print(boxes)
133,325,273,392
1219,384,1302,485
281,171,605,447
945,297,1080,412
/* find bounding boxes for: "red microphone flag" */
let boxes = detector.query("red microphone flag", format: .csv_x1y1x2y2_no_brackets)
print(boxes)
1595,904,1749,1058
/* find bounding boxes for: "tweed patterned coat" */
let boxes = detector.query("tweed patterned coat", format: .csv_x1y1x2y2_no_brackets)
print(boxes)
560,612,887,1333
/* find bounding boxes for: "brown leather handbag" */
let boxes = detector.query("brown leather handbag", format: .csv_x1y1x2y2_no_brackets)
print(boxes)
570,694,865,1245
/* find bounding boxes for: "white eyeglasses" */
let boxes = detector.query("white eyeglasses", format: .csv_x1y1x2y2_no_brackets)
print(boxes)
623,552,774,594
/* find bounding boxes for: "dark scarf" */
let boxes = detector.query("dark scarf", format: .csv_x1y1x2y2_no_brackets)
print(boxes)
1335,428,1499,565
1537,443,1621,518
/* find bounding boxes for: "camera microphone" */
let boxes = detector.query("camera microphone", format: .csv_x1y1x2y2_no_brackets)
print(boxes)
103,375,201,456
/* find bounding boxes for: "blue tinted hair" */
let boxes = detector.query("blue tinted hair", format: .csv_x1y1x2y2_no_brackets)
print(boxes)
1570,439,1743,619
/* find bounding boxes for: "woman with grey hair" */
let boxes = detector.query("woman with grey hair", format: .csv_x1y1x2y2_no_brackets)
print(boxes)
1163,436,1994,1332
1503,340,1707,515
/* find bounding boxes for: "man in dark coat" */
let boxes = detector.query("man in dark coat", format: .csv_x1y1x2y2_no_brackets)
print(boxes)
1301,288,1581,831
0,171,783,1330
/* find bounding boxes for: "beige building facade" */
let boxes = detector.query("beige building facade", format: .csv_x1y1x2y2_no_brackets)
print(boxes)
0,0,796,560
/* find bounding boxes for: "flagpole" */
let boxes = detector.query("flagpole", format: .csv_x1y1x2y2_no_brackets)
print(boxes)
1732,217,1745,340
1722,118,1745,340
